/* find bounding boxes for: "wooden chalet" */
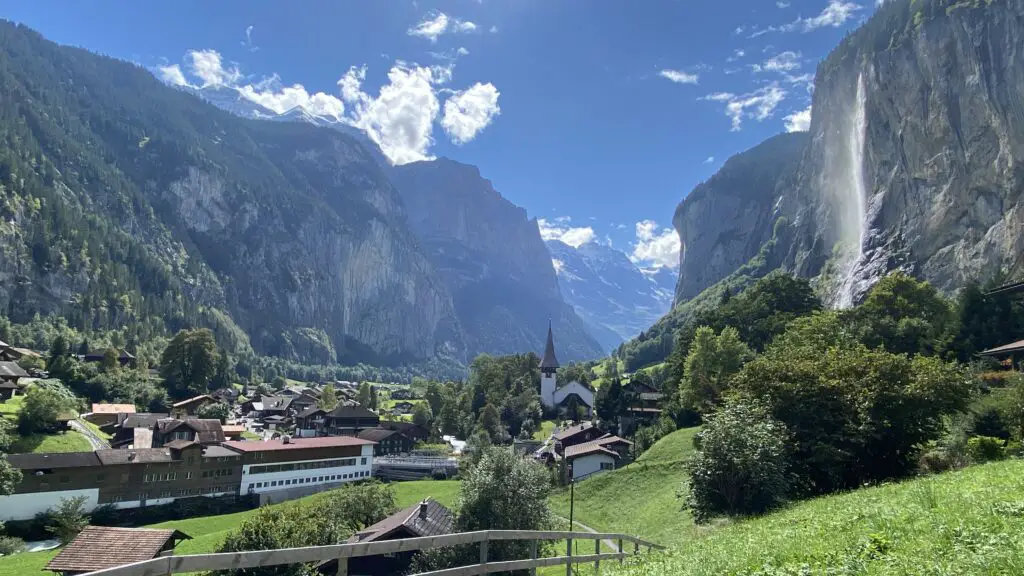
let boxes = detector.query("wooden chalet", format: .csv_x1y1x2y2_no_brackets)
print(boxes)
357,428,413,456
154,418,226,447
81,348,136,367
0,344,41,362
45,526,191,575
318,499,453,576
86,403,136,427
110,413,169,449
563,434,632,481
551,422,603,455
0,361,27,400
381,421,430,443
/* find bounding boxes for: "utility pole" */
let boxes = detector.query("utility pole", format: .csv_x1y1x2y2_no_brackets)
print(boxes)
567,463,574,576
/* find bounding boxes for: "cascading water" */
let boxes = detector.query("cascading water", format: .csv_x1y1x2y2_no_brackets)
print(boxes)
835,72,868,308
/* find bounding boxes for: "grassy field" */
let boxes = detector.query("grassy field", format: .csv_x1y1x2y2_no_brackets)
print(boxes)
549,427,700,546
533,419,556,441
610,460,1024,575
10,431,93,454
0,480,461,576
0,396,24,419
79,419,112,441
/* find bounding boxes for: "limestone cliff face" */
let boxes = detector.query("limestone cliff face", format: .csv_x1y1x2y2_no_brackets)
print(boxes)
673,133,807,301
786,0,1024,303
391,159,605,362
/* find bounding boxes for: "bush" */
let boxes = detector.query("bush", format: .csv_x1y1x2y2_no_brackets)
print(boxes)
684,401,791,523
966,436,1007,463
46,496,88,544
0,535,24,556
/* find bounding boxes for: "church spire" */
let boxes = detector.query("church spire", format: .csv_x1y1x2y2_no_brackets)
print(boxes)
540,320,559,370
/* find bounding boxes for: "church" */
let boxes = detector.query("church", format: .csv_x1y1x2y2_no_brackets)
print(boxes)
539,323,595,417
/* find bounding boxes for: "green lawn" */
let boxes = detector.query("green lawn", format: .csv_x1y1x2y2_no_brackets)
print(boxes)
533,419,556,441
10,431,93,454
0,480,460,576
0,396,24,419
549,427,699,546
79,419,112,441
610,461,1024,575
240,430,261,440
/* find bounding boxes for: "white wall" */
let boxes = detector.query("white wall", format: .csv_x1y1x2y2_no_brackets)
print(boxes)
541,373,556,408
240,445,374,495
0,488,99,521
570,453,615,481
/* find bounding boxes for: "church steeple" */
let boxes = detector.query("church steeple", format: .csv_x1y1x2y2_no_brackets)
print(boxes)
540,320,559,371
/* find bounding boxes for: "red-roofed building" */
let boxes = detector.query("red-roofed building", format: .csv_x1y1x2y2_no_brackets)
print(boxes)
221,436,376,497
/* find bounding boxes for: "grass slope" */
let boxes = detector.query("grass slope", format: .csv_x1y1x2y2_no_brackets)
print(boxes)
0,480,460,576
533,420,556,441
549,427,700,546
612,460,1024,575
11,431,93,454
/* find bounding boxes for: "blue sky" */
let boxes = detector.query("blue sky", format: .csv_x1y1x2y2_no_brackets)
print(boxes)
1,0,877,269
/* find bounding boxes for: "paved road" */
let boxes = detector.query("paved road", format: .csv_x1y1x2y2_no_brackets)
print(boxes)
71,419,110,450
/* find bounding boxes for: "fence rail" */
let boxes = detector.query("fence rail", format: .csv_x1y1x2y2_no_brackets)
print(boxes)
82,529,664,576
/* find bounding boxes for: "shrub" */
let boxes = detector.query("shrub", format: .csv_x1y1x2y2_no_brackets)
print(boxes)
45,496,88,544
966,436,1007,463
0,535,24,555
684,400,791,523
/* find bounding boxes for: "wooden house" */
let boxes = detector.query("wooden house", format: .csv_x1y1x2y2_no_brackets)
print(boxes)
45,526,191,575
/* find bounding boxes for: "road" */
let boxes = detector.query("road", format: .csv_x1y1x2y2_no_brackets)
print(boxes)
71,419,110,450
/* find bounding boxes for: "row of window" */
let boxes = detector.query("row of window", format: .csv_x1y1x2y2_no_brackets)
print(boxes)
201,468,234,478
101,485,238,504
248,457,366,475
249,470,370,490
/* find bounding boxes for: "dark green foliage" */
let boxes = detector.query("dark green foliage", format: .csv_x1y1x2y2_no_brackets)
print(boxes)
678,325,752,413
45,496,88,544
159,329,219,399
733,312,973,495
18,383,78,435
595,376,624,423
944,280,1024,362
845,272,952,356
0,420,22,495
966,436,1007,463
685,401,791,523
196,402,230,423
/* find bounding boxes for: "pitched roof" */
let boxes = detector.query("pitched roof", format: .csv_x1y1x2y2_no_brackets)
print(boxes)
980,339,1024,356
171,395,212,408
221,436,374,453
92,403,137,415
260,396,294,410
118,413,169,428
45,526,189,573
221,425,246,434
552,422,596,442
295,406,326,419
327,404,378,419
0,361,28,378
7,452,103,469
156,418,226,443
0,339,7,348
381,421,430,437
96,447,175,465
202,445,240,458
540,321,560,370
164,439,199,451
357,428,404,442
348,499,453,543
564,441,621,460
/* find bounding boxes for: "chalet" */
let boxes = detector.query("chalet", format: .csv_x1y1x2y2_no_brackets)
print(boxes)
110,413,169,449
980,339,1024,370
289,392,319,412
86,403,137,427
0,345,41,362
381,421,430,443
0,361,28,386
81,348,135,367
551,422,603,455
45,526,191,576
255,395,294,419
154,419,226,447
318,499,453,576
323,405,380,436
294,407,327,437
210,387,240,404
621,380,657,396
564,434,632,481
357,428,413,456
392,401,416,414
389,388,416,400
171,395,213,418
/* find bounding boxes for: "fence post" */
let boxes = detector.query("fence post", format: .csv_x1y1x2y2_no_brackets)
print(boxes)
618,539,623,564
633,541,639,556
335,555,348,576
594,538,601,575
480,539,489,566
530,539,538,576
566,536,573,576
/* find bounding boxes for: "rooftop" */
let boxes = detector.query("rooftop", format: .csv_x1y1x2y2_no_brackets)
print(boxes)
92,403,137,414
221,436,374,453
172,394,212,408
564,440,621,460
357,428,403,443
0,361,28,379
552,422,596,442
45,526,190,573
348,498,453,543
96,447,175,465
8,451,103,469
980,339,1024,356
540,322,560,370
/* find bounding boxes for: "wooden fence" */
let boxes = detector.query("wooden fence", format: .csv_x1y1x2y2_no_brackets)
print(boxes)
81,529,664,576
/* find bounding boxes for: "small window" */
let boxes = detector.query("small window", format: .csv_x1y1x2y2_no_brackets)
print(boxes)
360,458,367,465
96,473,105,483
185,472,192,480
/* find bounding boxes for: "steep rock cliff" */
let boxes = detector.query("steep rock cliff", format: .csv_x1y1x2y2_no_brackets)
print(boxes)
0,21,463,365
786,0,1024,303
391,159,605,362
673,133,807,301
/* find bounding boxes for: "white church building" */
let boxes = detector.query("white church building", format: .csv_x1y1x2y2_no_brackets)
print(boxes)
539,323,594,417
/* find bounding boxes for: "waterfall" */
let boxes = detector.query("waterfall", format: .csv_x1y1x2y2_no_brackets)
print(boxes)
835,72,868,308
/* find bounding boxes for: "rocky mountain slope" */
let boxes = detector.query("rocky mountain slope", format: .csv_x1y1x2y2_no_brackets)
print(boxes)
391,160,604,362
547,239,674,352
0,21,463,367
673,0,1024,308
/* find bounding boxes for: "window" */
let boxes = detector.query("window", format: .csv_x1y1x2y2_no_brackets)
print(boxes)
159,490,172,498
600,462,614,471
361,458,367,465
185,472,192,480
96,473,105,483
186,457,195,465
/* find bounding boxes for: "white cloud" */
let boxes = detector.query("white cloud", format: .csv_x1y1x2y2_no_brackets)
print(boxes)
457,46,470,56
340,63,443,165
659,69,699,85
538,218,596,248
798,0,862,31
237,74,345,119
754,51,802,73
407,12,479,42
776,1,791,7
442,82,501,145
631,220,680,269
489,25,498,33
187,49,242,87
726,49,746,63
704,156,715,164
701,83,787,131
158,64,189,87
785,105,812,132
241,25,259,52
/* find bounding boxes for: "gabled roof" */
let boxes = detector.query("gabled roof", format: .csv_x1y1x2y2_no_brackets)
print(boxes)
564,440,621,460
295,406,326,419
156,418,225,443
979,339,1024,356
260,396,294,411
540,321,560,370
221,436,374,453
96,448,176,465
8,452,103,469
45,526,190,573
556,391,593,408
347,499,453,543
92,403,137,415
357,428,405,443
118,413,169,428
326,404,379,419
552,422,596,442
171,395,212,408
164,439,199,451
0,361,28,379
